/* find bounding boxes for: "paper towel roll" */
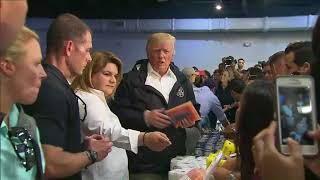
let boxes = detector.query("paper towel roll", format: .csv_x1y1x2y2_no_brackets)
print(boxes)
175,161,195,169
171,156,186,170
171,156,195,170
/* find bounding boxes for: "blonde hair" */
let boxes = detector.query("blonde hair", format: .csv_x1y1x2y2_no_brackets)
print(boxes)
1,26,40,62
71,51,123,97
146,33,176,52
0,26,40,112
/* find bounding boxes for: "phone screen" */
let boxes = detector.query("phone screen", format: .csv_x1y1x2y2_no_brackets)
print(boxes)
279,86,314,145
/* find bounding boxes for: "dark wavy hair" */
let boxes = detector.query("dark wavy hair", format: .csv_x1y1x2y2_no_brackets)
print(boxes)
235,80,275,180
312,17,320,123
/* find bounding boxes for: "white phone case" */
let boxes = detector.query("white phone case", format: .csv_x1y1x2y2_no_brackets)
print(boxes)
276,75,318,156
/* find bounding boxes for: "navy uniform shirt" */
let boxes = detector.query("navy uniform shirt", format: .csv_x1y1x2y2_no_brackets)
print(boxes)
23,63,82,180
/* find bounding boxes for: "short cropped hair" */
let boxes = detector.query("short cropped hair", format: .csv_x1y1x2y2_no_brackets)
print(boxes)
46,13,91,54
268,51,285,65
293,47,315,67
285,41,311,54
238,58,245,62
247,67,264,81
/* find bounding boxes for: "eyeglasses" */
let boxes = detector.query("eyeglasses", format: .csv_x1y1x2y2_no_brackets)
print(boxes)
76,94,87,122
8,127,36,171
248,74,258,80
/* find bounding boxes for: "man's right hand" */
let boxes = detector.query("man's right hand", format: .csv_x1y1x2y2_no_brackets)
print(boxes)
144,131,172,151
84,134,113,162
144,109,172,129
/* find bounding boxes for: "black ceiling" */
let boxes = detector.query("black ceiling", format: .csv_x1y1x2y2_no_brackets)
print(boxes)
28,0,320,19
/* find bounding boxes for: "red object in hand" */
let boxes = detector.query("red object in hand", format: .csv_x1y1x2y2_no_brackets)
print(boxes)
166,101,200,128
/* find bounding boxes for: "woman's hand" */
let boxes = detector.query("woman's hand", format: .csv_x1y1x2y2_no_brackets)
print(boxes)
304,128,320,176
252,121,304,180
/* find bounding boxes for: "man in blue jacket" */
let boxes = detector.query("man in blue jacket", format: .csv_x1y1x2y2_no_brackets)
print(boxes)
110,33,199,179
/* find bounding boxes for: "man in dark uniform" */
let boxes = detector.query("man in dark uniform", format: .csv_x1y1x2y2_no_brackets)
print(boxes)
23,14,112,180
110,33,199,180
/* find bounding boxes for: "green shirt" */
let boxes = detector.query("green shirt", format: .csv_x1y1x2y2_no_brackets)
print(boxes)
0,104,45,180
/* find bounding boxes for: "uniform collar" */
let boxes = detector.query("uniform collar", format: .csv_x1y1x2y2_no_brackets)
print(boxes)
43,62,70,88
0,104,19,134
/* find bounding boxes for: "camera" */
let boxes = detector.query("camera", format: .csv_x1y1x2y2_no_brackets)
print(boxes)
222,56,237,65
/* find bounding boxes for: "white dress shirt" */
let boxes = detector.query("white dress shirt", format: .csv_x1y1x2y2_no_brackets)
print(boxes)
76,88,140,180
145,63,177,103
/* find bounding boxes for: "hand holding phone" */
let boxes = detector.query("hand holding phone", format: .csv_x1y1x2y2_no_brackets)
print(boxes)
252,121,305,180
276,76,318,156
305,128,320,176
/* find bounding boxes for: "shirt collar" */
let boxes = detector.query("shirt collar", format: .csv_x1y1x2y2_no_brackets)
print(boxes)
89,88,107,104
147,62,175,78
43,63,71,88
1,104,19,133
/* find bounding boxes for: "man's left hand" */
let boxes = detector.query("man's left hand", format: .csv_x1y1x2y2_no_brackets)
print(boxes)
180,119,195,128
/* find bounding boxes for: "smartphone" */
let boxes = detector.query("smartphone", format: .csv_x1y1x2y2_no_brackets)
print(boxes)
276,76,318,156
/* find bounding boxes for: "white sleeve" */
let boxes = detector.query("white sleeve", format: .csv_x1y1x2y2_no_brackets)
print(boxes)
78,92,140,154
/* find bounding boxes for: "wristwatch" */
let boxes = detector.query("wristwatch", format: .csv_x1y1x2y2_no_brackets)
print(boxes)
228,172,236,180
86,150,98,164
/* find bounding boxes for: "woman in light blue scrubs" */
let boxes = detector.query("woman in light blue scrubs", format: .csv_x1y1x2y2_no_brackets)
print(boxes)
0,26,47,180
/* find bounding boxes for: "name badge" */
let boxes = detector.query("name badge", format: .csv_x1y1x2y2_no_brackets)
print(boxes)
176,87,184,97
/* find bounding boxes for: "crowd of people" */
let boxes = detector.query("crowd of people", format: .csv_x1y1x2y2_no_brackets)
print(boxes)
1,1,320,180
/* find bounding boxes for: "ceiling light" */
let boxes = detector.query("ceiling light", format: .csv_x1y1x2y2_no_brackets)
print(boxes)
215,4,222,10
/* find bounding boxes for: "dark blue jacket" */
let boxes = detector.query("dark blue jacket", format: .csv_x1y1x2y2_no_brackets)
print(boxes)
110,59,199,173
